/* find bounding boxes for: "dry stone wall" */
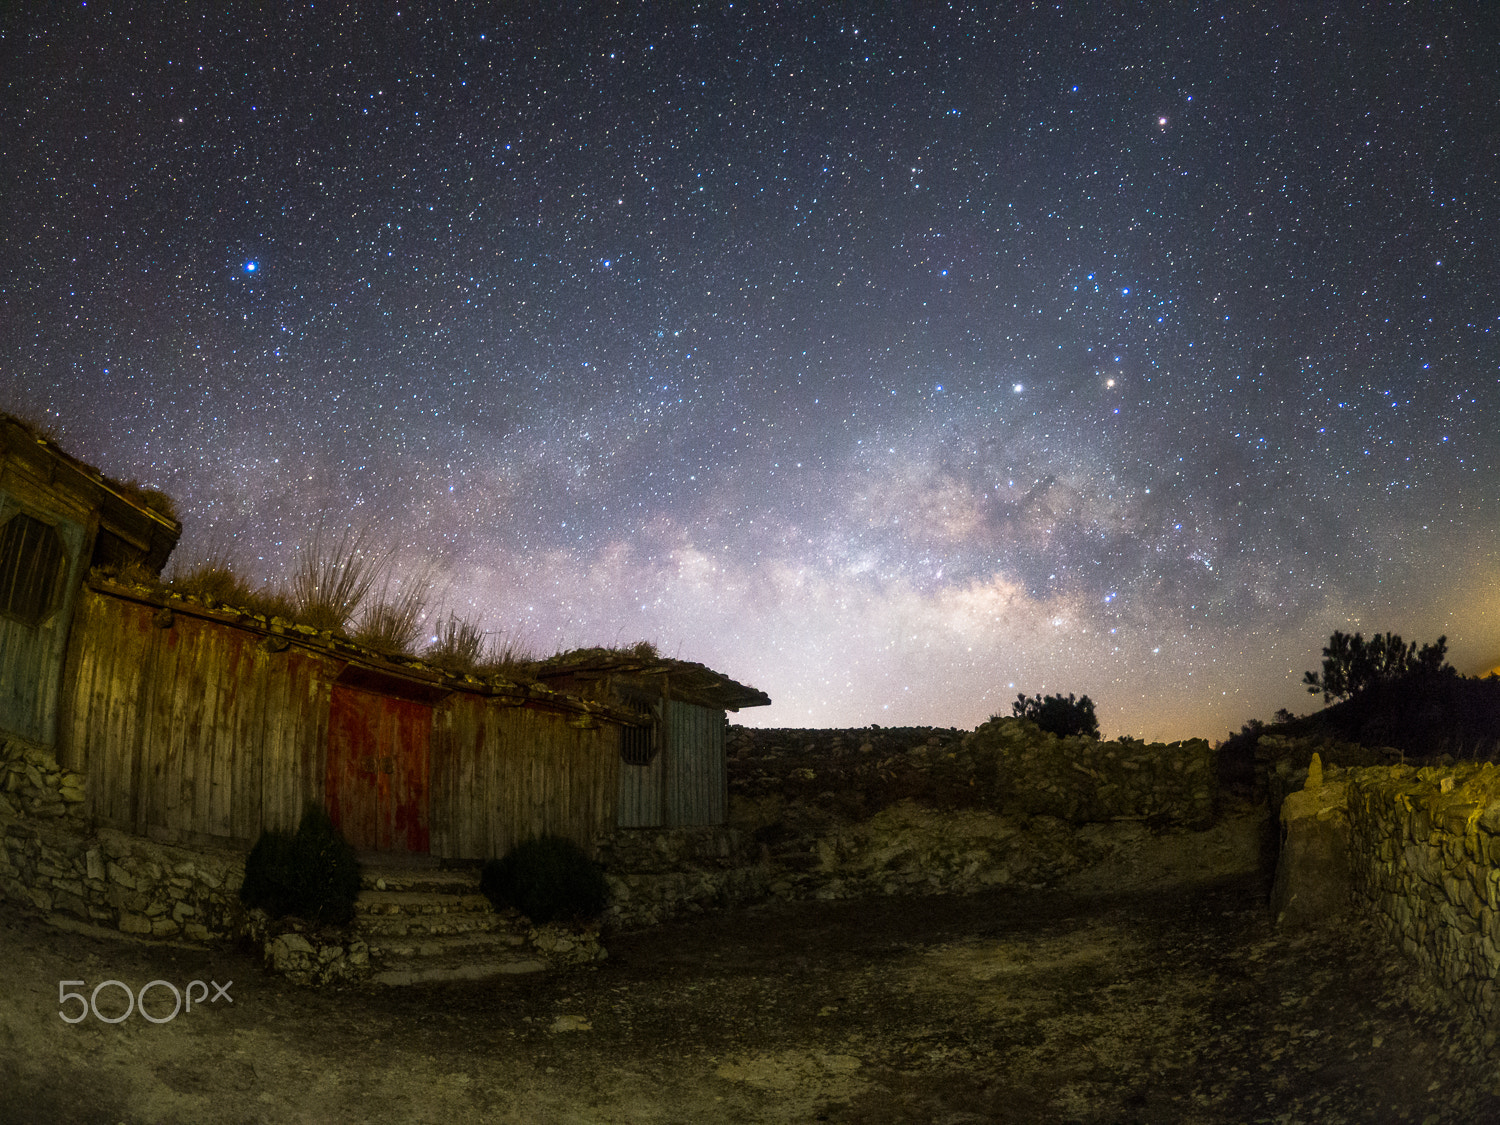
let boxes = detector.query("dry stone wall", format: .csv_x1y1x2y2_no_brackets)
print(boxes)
597,721,1223,926
967,718,1216,827
1344,762,1500,1061
596,826,770,928
1,738,246,941
730,719,1215,830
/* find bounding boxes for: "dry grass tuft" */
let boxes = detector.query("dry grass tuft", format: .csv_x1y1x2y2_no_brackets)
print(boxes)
353,575,431,656
291,527,384,632
169,557,298,620
170,557,254,607
116,479,180,521
478,628,540,676
426,612,487,672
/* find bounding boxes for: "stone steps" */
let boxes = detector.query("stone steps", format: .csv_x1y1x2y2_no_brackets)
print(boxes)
353,861,545,985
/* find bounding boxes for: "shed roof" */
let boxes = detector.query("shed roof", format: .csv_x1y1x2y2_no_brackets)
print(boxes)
87,576,643,727
0,412,181,571
529,648,771,712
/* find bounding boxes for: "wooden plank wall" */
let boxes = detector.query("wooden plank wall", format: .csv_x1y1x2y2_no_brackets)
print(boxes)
0,492,90,746
58,588,338,841
664,700,725,827
616,730,664,828
430,694,619,859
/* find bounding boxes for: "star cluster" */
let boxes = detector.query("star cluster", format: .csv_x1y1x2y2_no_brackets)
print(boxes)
3,4,1497,738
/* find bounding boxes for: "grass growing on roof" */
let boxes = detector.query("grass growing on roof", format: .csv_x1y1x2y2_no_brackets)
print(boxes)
168,556,298,620
291,526,385,632
353,570,432,656
426,612,486,672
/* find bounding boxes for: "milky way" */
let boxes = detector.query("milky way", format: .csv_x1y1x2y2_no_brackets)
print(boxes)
3,4,1497,738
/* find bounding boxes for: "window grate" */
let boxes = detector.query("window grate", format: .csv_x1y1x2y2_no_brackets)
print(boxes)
620,704,658,766
0,514,66,626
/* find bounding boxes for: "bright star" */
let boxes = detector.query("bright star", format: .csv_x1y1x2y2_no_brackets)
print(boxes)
244,261,258,273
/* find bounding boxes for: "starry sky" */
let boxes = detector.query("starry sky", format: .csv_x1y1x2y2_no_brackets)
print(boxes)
3,3,1498,740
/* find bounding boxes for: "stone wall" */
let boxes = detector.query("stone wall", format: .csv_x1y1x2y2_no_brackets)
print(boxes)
591,720,1236,922
596,826,770,929
2,737,88,824
729,719,1216,831
1,738,246,941
1344,762,1500,1060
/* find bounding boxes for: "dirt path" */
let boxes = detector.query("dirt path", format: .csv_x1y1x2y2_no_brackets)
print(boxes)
1,874,1494,1124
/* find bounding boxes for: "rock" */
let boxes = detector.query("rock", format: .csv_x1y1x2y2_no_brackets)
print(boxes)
1271,781,1352,930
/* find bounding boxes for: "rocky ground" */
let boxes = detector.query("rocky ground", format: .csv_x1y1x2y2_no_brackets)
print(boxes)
2,856,1496,1124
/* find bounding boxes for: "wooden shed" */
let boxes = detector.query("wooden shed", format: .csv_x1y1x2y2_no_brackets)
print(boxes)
530,650,770,828
58,578,637,858
0,414,179,748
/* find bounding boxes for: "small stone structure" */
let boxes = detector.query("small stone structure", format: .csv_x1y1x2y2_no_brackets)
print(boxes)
1270,755,1500,1068
1346,762,1500,1057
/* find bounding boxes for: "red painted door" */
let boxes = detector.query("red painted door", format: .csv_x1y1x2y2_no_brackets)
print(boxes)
325,683,431,852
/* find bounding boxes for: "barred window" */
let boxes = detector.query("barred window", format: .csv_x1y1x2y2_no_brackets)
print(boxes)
620,707,658,766
0,514,66,626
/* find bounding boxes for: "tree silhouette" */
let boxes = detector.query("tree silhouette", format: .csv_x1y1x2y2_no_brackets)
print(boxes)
1012,692,1100,738
1303,630,1451,703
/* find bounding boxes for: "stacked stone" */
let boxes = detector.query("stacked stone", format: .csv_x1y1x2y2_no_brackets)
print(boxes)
728,725,967,763
728,726,992,821
1345,762,1500,1057
730,721,1216,829
1,739,87,822
0,815,246,942
597,826,770,929
964,718,1216,828
242,909,370,986
528,922,607,966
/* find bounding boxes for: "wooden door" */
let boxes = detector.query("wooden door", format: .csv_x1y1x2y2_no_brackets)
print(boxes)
325,682,431,851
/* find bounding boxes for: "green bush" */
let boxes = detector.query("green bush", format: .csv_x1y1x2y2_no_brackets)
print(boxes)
480,835,609,924
239,804,362,925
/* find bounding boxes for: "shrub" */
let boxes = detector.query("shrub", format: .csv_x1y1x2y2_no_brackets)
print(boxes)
1303,630,1453,703
239,804,362,926
1012,691,1100,739
479,835,609,924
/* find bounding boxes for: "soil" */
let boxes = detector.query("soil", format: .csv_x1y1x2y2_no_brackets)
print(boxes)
2,869,1496,1124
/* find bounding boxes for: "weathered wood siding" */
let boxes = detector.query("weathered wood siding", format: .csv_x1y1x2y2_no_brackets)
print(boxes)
58,588,339,841
0,492,90,746
616,706,665,828
664,699,725,826
430,695,619,859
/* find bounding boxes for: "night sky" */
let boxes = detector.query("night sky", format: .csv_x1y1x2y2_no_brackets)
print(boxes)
4,4,1497,739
